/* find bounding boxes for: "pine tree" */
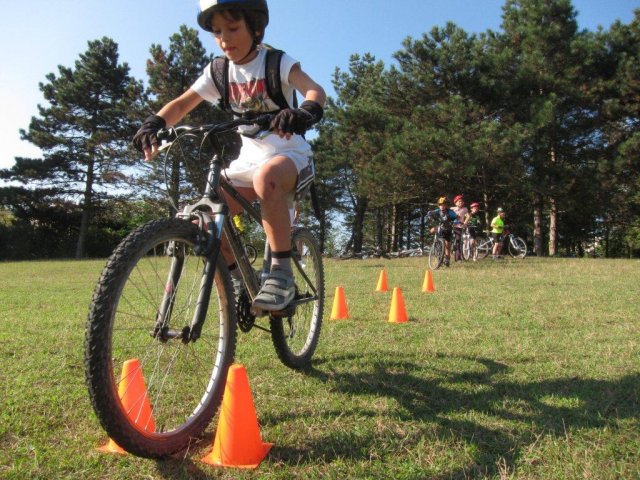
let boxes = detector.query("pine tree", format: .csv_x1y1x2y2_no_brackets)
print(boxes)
143,25,228,214
2,37,144,258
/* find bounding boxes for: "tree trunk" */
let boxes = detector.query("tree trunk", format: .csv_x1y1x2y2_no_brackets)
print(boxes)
420,207,425,250
75,159,95,259
533,193,543,256
390,204,398,252
352,196,368,253
376,208,384,251
548,196,557,256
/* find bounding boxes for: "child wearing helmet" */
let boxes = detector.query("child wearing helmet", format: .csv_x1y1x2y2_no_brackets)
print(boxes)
490,207,506,259
426,197,459,267
132,0,326,311
464,202,482,261
451,194,467,262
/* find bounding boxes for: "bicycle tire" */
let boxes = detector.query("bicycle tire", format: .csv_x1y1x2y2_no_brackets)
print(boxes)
270,228,324,369
508,236,528,258
85,218,237,458
463,238,475,261
428,237,445,270
477,236,492,259
245,244,258,264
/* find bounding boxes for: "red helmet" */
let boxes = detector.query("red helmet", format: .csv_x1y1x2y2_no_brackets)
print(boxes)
453,194,464,204
470,202,480,208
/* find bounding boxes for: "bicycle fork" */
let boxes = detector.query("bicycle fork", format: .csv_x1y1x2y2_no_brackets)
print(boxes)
154,210,225,343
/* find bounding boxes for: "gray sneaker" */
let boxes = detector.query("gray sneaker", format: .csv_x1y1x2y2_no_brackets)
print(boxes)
251,269,295,311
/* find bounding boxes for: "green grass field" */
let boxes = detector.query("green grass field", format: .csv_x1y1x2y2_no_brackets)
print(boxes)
1,256,639,479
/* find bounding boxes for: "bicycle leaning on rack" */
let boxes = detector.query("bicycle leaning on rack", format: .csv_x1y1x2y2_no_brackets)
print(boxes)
84,115,325,459
475,227,527,259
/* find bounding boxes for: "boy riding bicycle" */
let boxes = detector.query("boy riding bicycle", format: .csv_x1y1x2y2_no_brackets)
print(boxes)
132,0,326,311
427,197,459,267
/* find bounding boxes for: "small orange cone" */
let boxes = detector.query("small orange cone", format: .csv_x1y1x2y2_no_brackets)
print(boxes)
422,269,435,293
388,287,408,323
375,270,388,292
98,358,155,454
330,286,349,320
201,364,273,469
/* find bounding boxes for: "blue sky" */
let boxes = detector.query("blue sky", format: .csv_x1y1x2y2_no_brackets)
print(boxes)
0,0,637,169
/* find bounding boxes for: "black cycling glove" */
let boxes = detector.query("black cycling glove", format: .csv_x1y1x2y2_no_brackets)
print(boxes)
132,114,166,153
270,100,323,135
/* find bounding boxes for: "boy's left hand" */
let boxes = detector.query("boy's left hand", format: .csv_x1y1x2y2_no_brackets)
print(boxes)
270,108,313,138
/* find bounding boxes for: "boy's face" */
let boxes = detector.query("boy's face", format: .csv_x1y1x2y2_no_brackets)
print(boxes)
471,206,479,213
439,204,447,212
211,11,256,64
456,199,464,207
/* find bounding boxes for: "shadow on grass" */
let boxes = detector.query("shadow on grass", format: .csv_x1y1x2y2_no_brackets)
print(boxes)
148,353,638,478
272,353,639,477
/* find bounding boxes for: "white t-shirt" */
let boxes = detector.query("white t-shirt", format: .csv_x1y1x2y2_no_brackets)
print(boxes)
191,46,313,190
191,46,298,117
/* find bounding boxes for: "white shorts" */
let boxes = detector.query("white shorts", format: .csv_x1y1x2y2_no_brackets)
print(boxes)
222,133,315,202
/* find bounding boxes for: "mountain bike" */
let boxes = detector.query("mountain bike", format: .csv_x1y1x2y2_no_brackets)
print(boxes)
428,223,452,270
476,228,527,259
84,115,325,459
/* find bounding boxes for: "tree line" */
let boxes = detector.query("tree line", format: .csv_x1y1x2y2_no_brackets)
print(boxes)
1,0,638,260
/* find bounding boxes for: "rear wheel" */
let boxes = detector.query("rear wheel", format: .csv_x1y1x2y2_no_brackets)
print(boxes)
476,236,492,259
428,237,445,270
270,228,324,369
85,218,237,458
508,236,527,258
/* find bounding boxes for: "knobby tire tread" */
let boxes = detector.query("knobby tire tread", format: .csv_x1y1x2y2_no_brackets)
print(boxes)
84,218,237,458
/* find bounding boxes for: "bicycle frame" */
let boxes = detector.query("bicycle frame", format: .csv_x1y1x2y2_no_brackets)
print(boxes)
153,117,319,341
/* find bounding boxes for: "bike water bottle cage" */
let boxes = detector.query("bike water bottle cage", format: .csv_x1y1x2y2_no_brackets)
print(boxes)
209,46,297,115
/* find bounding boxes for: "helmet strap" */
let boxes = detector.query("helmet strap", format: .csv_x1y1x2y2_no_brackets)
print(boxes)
235,40,258,64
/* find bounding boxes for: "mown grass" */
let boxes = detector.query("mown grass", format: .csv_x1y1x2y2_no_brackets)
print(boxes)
0,256,638,479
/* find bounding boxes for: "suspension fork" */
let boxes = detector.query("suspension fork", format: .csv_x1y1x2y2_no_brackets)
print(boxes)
153,209,226,343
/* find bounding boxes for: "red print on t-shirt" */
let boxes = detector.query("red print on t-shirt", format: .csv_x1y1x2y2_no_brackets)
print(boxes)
229,79,274,112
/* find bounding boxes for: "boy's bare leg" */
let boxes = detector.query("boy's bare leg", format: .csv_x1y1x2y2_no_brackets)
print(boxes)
253,155,297,252
251,155,298,310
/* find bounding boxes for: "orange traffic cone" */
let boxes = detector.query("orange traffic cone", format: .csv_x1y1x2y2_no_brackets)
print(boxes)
422,269,435,293
375,270,389,292
388,287,408,323
201,364,273,469
98,358,155,454
330,286,349,320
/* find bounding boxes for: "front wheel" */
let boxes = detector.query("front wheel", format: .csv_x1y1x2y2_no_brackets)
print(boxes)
85,218,237,458
271,228,324,369
428,237,445,270
508,236,528,258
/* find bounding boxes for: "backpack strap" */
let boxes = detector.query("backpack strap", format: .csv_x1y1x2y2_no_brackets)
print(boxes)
264,48,298,110
210,55,231,112
210,48,298,114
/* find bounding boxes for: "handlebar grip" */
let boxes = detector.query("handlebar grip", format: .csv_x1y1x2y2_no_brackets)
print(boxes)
157,128,175,142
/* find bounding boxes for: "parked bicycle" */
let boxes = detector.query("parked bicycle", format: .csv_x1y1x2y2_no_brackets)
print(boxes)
84,115,325,458
475,228,527,259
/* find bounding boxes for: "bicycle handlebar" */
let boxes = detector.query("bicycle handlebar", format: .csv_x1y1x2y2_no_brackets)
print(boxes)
157,114,274,143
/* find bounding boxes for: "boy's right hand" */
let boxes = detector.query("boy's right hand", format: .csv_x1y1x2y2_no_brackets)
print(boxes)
132,114,166,161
